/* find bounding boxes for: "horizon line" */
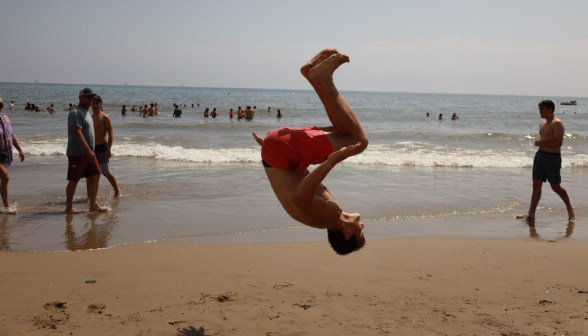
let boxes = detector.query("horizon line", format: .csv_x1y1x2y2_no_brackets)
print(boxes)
0,81,584,99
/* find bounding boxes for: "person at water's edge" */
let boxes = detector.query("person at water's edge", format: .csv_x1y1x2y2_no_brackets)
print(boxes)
91,96,121,197
518,100,574,221
252,49,367,255
0,98,25,214
65,88,108,213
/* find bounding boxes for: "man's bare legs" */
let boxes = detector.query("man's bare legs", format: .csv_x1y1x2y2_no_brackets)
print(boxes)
66,175,108,212
102,173,121,197
307,53,368,152
551,183,575,220
66,180,80,213
87,175,107,212
518,179,575,220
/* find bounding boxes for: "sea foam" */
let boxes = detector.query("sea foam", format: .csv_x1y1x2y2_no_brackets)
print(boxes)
18,140,588,168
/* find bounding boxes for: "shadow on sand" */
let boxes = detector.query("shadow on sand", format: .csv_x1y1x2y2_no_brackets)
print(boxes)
177,326,210,336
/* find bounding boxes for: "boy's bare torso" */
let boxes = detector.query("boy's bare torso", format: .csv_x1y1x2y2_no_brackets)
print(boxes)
92,112,111,145
539,117,564,153
264,167,340,228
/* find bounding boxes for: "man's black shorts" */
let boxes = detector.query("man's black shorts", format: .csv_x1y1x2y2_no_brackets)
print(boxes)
532,150,561,184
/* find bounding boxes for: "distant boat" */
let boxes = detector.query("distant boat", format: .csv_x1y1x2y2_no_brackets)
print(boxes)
34,80,39,83
123,82,128,86
181,84,185,87
561,100,577,106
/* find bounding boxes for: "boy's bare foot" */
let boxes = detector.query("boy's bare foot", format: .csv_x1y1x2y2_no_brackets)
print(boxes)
65,207,79,213
89,204,109,212
252,132,264,146
308,53,350,83
114,188,122,197
568,208,575,221
301,48,338,80
2,206,16,214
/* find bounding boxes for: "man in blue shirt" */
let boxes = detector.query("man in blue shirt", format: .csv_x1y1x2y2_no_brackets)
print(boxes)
65,88,108,213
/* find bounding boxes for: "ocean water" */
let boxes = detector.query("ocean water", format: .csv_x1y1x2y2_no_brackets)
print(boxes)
0,82,587,251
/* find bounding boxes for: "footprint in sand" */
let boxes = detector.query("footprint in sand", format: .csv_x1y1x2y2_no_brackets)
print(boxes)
87,303,106,313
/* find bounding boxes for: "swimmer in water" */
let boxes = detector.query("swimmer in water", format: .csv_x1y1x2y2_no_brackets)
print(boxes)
252,49,367,255
203,108,209,118
451,113,459,120
211,108,219,118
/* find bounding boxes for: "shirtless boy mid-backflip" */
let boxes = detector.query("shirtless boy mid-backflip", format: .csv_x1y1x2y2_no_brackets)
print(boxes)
517,100,575,221
252,49,368,255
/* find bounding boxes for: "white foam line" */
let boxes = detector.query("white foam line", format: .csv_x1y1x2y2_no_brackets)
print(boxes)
17,141,588,168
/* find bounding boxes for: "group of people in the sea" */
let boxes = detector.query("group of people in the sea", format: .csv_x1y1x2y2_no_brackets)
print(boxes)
122,103,283,119
426,112,459,120
23,102,56,113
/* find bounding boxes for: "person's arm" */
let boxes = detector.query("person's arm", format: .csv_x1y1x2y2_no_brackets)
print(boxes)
72,126,95,160
535,121,565,148
291,143,363,228
105,117,114,160
12,137,25,162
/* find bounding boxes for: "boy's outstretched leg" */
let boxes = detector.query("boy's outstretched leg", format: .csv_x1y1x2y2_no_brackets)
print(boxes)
308,53,368,152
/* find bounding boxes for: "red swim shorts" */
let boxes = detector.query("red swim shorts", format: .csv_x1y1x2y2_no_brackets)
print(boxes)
261,126,334,171
67,155,101,181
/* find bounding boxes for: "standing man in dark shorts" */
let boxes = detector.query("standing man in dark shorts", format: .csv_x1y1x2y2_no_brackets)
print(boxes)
518,100,574,221
65,88,108,213
91,96,121,197
252,49,368,255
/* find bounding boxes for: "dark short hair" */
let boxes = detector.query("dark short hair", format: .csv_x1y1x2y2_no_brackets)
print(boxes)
539,100,555,113
93,96,102,103
327,229,365,256
0,103,3,109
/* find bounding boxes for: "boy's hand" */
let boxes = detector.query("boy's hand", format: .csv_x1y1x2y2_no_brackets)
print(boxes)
328,143,363,164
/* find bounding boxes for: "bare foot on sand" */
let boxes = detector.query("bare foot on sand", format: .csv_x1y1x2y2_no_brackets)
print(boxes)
114,188,122,197
2,207,16,214
308,53,350,83
568,208,575,221
65,207,79,214
252,132,264,146
301,48,338,80
89,204,109,212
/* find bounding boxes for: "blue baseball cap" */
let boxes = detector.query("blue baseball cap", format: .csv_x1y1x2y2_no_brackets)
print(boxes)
79,87,96,97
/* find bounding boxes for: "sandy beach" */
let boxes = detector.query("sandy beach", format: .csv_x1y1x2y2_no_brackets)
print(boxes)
1,237,587,335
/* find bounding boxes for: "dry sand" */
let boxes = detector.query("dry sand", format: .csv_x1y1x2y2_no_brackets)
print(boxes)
1,237,588,335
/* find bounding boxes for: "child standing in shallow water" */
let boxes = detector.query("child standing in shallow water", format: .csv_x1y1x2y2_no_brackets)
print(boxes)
91,96,121,197
0,98,26,213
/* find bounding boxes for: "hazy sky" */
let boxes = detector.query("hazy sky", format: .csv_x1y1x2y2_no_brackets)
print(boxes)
2,0,587,96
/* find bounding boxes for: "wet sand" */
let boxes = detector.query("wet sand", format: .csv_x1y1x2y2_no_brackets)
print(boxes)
1,237,588,335
3,155,588,252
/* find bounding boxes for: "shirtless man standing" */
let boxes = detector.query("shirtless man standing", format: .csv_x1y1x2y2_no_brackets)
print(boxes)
245,106,254,120
252,49,368,255
140,105,148,117
91,96,121,197
518,100,574,221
